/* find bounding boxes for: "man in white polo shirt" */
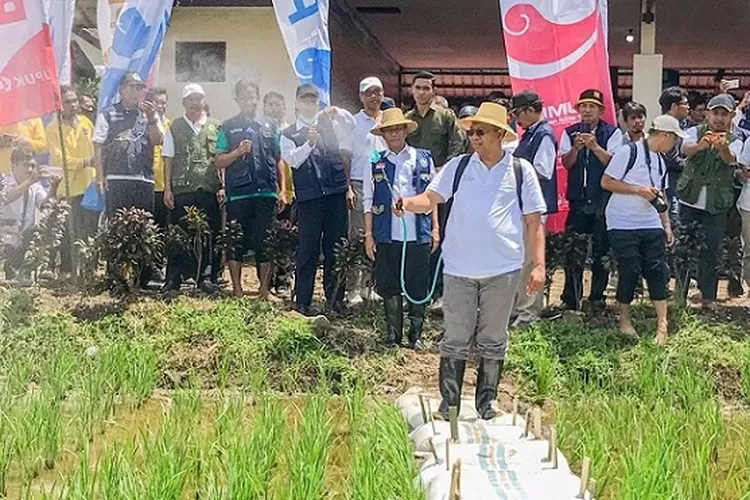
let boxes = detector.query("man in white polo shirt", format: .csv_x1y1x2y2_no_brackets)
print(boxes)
396,102,546,420
341,77,387,304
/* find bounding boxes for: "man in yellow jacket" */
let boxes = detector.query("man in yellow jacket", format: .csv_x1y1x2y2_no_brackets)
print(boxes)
45,85,99,279
0,118,47,174
146,87,170,229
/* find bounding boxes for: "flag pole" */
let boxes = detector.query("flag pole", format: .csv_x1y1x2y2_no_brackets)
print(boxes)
55,93,78,281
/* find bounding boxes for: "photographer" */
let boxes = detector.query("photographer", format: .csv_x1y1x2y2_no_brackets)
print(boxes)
602,116,685,345
679,94,744,311
1,149,59,281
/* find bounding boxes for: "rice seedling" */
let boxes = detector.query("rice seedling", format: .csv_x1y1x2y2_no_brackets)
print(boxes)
283,389,332,500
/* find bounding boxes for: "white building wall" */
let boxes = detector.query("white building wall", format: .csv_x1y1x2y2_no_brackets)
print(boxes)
160,6,298,124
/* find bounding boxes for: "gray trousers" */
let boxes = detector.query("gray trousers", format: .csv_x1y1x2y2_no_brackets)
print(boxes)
742,208,750,290
440,271,522,361
347,180,366,296
512,226,544,326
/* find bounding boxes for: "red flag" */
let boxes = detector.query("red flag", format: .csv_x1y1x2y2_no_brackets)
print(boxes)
0,0,60,126
500,0,616,232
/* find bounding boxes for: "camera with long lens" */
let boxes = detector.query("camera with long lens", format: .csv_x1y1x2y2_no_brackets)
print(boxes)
651,191,669,213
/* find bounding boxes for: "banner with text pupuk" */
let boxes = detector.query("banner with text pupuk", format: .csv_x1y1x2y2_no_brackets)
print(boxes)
0,0,59,126
500,0,616,232
97,0,172,112
272,0,332,105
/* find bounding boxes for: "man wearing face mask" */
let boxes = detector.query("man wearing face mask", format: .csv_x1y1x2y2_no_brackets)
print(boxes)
560,89,623,311
280,84,354,316
679,94,744,311
341,77,387,305
161,84,223,295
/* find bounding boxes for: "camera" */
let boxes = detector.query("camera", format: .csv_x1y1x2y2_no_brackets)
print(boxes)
651,191,669,213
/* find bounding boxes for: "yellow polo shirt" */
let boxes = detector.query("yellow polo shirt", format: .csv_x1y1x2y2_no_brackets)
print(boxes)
45,115,97,198
276,122,294,201
153,117,170,192
0,118,48,174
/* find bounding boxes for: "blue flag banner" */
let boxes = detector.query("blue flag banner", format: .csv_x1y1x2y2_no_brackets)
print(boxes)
97,0,172,112
272,0,331,105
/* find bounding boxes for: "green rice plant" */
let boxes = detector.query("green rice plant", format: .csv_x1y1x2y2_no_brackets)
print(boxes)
124,342,160,409
96,442,142,500
0,410,15,497
284,390,332,499
348,403,423,500
61,444,96,500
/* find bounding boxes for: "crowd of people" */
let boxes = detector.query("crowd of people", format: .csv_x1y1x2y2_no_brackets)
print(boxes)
3,69,750,421
2,72,750,342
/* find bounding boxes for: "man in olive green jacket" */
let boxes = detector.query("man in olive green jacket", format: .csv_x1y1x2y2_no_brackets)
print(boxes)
679,94,744,310
162,84,224,294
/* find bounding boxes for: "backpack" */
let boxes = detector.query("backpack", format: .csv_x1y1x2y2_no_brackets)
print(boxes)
603,141,665,206
440,154,524,242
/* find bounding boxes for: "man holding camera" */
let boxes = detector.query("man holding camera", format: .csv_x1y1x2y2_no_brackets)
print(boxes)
560,89,623,311
602,115,685,344
679,94,744,311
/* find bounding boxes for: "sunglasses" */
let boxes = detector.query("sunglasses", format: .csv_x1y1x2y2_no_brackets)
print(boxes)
467,128,488,137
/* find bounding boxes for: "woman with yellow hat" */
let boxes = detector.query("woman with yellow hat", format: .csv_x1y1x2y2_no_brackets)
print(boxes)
395,102,547,420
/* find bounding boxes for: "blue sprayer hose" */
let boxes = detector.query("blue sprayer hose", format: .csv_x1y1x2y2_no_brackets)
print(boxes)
398,216,442,305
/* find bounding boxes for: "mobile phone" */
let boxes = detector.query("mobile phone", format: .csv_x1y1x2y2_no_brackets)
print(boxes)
724,79,740,90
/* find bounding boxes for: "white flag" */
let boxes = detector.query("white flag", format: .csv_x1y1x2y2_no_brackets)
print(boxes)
96,0,125,66
45,0,76,85
272,0,332,104
97,0,172,111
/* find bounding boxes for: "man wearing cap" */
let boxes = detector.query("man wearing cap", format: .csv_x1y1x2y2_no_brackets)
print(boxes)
560,89,623,311
215,79,287,299
457,105,478,154
601,115,685,344
341,77,387,305
679,93,745,311
396,102,546,420
405,71,464,308
160,84,223,295
509,90,558,326
93,72,164,215
280,84,354,315
363,109,439,350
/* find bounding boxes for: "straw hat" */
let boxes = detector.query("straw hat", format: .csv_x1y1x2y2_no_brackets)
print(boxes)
458,102,517,142
371,108,418,136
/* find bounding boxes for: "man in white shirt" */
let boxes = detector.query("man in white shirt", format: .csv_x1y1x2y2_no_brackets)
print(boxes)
397,102,546,420
601,115,685,345
341,77,387,305
622,101,647,144
362,109,439,350
679,94,744,311
1,149,57,280
559,89,623,311
509,90,558,326
736,137,750,306
160,84,224,295
279,84,355,316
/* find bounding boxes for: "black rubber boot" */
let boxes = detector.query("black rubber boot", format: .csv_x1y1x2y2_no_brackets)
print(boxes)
407,303,426,350
436,357,466,420
475,358,504,420
383,295,403,348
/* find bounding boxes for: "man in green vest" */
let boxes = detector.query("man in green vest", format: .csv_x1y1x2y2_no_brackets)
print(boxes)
679,93,745,311
162,84,224,295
